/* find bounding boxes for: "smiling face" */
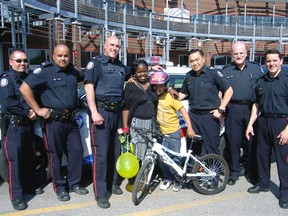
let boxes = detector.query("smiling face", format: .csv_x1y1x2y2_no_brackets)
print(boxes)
189,51,205,74
53,45,70,70
9,51,28,73
134,63,148,84
104,36,120,61
232,42,247,69
152,84,166,96
265,53,283,77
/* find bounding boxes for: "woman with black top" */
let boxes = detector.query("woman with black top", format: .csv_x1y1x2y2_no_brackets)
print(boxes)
122,59,158,160
122,59,158,191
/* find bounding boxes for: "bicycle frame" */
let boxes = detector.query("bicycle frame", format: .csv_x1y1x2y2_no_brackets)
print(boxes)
149,138,216,179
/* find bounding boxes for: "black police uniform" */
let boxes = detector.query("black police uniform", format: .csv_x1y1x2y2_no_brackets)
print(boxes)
84,54,130,199
0,70,35,201
24,62,84,194
180,66,231,155
254,71,288,198
221,61,263,180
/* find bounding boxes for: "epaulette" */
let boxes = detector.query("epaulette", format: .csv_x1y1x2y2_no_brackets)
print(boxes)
209,66,215,70
221,63,233,70
41,62,53,68
0,73,8,78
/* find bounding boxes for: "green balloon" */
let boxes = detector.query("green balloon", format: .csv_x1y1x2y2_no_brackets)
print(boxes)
116,152,139,179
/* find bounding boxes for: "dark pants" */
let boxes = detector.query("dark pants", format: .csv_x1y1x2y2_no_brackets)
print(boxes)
257,116,288,198
189,111,220,155
225,103,257,179
3,123,34,201
91,107,121,199
44,120,83,193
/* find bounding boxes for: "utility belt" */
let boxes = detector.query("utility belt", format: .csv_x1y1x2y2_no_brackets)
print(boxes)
261,113,288,119
5,114,31,125
50,109,79,121
97,101,122,112
190,109,212,115
230,100,252,105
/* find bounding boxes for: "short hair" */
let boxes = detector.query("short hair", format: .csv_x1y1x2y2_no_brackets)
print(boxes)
10,49,27,58
188,49,204,57
264,49,282,60
130,59,148,76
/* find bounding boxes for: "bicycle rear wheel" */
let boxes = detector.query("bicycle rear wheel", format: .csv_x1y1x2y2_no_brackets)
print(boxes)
192,153,229,195
132,159,155,205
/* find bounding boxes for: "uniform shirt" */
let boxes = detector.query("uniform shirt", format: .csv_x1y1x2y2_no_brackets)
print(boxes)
123,82,157,120
24,62,84,112
180,66,231,110
221,60,263,102
256,71,288,115
157,92,183,134
84,54,130,103
0,70,30,116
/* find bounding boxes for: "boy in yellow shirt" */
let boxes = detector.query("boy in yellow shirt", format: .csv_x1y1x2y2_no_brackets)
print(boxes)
150,71,195,191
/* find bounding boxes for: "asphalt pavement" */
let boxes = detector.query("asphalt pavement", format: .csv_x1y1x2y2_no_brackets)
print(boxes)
0,162,287,216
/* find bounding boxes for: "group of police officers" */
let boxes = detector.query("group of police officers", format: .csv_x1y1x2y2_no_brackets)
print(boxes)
0,36,287,211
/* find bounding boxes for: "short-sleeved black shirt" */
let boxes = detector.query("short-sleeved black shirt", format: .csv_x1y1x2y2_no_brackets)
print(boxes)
24,62,84,112
256,72,288,114
180,66,231,110
84,54,130,103
123,82,157,120
221,60,263,102
0,70,30,116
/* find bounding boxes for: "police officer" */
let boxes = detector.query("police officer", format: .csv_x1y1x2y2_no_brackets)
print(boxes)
0,49,43,211
176,49,233,155
84,36,129,209
246,49,288,209
221,41,263,185
19,44,88,202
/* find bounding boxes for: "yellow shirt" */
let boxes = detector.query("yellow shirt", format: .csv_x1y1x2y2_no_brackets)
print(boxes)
157,92,183,134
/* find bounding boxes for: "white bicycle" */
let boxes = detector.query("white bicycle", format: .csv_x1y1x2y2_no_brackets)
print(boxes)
131,127,230,205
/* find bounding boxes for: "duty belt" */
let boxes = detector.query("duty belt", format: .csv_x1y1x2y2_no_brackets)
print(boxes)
261,113,288,119
50,109,79,121
5,114,31,125
97,101,122,112
190,109,212,115
230,100,252,105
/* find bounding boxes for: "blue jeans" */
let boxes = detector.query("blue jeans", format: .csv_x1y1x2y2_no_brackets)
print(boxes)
159,130,181,182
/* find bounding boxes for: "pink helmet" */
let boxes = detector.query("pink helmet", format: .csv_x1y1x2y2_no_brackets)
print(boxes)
149,71,169,84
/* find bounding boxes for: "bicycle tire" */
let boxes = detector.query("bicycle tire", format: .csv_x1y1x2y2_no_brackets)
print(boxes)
132,159,155,205
192,153,229,195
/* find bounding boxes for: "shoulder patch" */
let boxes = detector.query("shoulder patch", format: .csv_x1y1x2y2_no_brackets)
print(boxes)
86,62,94,70
217,71,224,77
209,66,215,69
0,78,8,87
33,68,42,74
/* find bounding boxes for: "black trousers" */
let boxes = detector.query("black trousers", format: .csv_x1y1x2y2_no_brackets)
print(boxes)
189,111,220,155
225,103,256,178
257,116,288,198
91,107,121,199
44,120,83,193
3,123,34,201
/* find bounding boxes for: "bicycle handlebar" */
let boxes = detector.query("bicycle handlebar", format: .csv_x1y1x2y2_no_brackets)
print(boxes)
131,126,202,142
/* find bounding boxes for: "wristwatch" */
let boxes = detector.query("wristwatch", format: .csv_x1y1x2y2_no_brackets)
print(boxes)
218,108,226,114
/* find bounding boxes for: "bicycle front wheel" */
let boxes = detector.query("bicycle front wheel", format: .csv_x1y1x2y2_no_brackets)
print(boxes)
132,159,155,205
192,153,229,195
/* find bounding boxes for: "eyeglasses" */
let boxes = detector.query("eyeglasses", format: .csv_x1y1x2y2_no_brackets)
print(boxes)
11,59,28,63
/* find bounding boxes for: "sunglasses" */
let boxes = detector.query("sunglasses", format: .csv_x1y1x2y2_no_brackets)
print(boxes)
11,59,28,63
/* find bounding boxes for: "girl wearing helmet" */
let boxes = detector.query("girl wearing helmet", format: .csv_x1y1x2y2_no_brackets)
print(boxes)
150,71,195,192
